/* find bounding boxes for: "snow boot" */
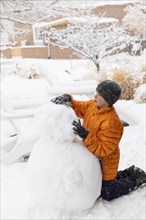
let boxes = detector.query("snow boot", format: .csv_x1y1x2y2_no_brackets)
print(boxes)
116,165,135,180
124,165,135,175
130,167,146,188
134,167,146,187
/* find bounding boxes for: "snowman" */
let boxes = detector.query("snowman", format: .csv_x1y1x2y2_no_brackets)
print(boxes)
27,102,102,211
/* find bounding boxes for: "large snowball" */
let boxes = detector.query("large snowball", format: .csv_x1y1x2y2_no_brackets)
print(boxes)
27,103,102,211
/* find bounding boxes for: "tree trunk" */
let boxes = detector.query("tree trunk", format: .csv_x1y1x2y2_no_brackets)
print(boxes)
91,58,100,72
96,63,100,72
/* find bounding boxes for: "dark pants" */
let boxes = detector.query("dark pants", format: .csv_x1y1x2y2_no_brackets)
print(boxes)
101,170,136,201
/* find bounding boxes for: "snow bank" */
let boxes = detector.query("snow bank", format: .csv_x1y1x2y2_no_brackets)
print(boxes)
27,103,102,211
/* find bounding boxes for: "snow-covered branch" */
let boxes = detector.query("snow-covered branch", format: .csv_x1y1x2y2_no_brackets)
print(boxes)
47,19,132,71
0,0,91,36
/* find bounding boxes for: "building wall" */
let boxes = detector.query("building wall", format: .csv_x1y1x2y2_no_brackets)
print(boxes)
21,46,48,58
50,45,78,59
14,23,34,46
92,4,130,21
0,48,12,59
0,46,48,59
6,22,46,47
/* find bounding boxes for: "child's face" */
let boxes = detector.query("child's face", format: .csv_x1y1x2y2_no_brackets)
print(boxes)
94,92,109,109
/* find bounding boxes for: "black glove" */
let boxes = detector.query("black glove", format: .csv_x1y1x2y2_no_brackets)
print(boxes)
72,120,89,140
51,95,71,106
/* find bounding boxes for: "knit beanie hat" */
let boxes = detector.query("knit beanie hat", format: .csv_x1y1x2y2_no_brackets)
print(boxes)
96,80,121,106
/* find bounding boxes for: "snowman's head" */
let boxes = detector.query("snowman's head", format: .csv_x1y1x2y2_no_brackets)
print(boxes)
35,102,77,143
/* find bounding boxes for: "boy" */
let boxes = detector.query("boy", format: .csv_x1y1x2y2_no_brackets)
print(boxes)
51,79,146,200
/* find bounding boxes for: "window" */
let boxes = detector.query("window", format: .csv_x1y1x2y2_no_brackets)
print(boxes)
32,22,48,45
35,28,43,41
0,30,9,46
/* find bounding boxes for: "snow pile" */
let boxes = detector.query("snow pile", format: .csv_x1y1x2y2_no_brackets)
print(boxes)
27,103,102,211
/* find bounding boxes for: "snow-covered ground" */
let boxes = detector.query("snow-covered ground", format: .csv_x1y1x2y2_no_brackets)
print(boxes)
1,54,146,219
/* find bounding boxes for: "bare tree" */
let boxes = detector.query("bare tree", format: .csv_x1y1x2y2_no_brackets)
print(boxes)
47,18,132,71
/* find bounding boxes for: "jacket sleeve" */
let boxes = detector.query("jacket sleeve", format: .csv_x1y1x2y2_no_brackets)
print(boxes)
70,97,92,119
83,118,123,157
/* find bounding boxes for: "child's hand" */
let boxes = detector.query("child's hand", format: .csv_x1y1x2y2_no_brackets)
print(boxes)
72,120,89,140
51,95,71,106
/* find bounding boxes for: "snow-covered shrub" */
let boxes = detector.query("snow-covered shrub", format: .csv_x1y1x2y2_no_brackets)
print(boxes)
97,67,145,100
112,69,144,100
133,84,146,103
19,64,41,79
140,65,146,83
25,67,41,79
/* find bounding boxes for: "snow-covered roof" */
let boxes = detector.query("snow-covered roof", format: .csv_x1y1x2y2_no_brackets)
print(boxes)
68,16,119,24
33,22,51,28
35,16,119,29
92,17,119,24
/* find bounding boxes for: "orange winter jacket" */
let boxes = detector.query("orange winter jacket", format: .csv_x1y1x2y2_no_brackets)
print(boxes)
71,98,123,181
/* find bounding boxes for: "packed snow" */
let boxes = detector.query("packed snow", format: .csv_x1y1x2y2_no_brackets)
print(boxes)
1,53,146,219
